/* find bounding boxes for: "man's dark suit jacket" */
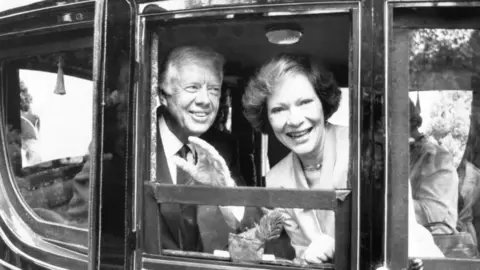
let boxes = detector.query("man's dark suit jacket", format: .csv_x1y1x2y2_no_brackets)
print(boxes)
142,125,247,254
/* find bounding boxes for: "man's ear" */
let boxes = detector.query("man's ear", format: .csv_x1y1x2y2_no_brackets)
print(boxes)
159,88,168,106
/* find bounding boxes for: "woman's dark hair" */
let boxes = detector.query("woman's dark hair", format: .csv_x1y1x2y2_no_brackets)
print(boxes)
242,53,342,134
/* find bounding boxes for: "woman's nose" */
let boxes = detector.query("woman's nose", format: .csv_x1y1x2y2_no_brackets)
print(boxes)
286,108,304,126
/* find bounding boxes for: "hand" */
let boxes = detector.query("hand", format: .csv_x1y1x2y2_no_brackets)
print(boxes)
172,136,233,187
304,234,335,264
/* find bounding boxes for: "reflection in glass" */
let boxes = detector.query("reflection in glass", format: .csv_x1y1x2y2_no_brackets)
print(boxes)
19,70,92,165
408,28,480,258
3,50,93,228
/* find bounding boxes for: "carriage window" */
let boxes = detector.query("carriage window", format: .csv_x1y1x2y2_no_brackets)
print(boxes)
409,28,480,259
3,49,93,229
392,12,480,259
142,5,357,269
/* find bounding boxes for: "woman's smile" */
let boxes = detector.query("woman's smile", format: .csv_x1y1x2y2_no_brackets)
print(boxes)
287,127,313,140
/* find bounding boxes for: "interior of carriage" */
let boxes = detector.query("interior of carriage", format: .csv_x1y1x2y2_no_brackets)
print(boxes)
152,12,351,186
145,11,352,262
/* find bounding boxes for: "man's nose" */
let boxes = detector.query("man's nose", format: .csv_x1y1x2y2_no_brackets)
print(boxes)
286,108,304,127
194,85,210,105
73,161,90,185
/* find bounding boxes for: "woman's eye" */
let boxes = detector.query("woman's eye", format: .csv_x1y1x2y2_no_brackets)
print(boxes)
300,99,313,106
271,107,284,114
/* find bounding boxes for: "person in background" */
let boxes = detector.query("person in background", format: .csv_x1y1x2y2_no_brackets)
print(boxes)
408,180,445,257
409,99,459,233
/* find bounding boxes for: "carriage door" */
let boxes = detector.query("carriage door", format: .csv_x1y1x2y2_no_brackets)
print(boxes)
387,1,480,269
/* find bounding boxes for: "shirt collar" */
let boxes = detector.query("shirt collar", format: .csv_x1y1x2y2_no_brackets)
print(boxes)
159,116,184,158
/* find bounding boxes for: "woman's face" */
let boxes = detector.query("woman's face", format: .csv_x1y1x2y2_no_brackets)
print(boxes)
267,73,325,158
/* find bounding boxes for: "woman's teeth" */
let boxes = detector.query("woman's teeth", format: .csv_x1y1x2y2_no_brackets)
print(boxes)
192,112,207,117
288,128,311,138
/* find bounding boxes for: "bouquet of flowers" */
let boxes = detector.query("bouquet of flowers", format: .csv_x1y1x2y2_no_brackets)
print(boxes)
228,208,285,263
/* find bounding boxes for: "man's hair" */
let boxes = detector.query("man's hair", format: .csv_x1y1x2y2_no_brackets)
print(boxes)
159,46,225,94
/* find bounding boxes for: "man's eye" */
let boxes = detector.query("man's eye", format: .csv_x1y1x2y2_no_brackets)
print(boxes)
209,87,220,92
185,85,200,91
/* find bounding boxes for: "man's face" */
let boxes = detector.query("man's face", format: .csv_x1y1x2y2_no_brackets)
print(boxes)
161,61,222,140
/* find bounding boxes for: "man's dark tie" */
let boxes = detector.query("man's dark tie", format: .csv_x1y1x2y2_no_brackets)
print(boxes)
176,145,200,251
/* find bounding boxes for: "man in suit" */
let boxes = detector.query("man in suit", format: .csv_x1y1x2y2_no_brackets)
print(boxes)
143,46,246,254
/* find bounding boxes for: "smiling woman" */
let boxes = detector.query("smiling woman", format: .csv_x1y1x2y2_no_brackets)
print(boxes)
242,53,347,264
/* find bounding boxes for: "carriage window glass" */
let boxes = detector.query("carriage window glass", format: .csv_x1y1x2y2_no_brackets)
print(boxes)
410,28,479,259
4,49,93,228
393,25,480,259
144,8,354,268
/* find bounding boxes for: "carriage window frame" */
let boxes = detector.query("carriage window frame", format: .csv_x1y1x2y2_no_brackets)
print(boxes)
386,1,480,269
135,2,361,270
0,2,96,267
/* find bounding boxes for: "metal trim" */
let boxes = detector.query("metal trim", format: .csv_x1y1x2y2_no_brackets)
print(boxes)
139,0,359,14
87,0,108,269
133,15,147,270
143,254,335,270
152,184,343,209
384,1,412,268
387,0,480,8
0,1,95,21
383,3,391,267
133,16,146,235
352,4,362,270
140,2,356,21
0,21,93,39
0,258,22,270
0,224,83,270
149,31,159,184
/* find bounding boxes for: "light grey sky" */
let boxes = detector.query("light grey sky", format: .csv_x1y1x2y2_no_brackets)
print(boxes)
21,69,93,163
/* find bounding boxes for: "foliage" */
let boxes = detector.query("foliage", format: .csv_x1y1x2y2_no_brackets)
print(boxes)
410,29,479,90
423,91,472,168
237,208,285,243
410,29,480,168
410,29,476,70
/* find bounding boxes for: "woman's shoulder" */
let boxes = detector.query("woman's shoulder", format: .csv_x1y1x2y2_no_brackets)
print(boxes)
327,123,349,156
327,123,348,139
265,152,294,188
